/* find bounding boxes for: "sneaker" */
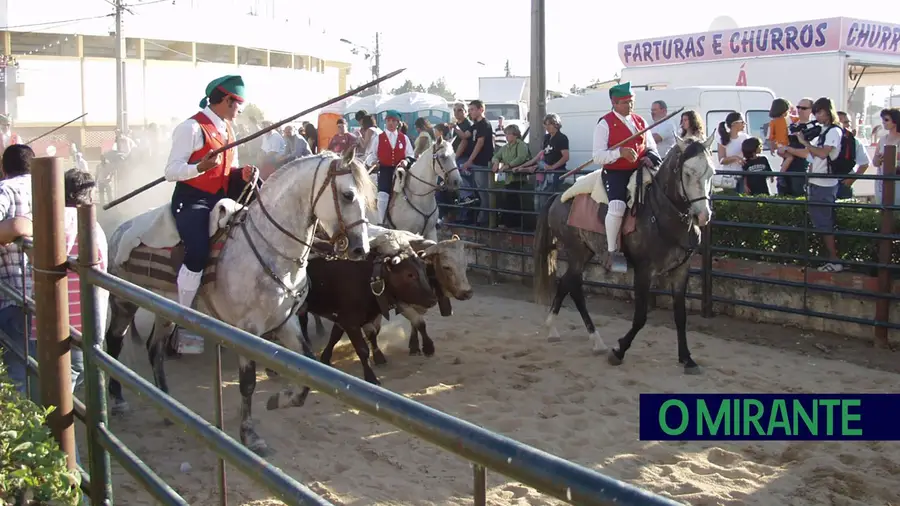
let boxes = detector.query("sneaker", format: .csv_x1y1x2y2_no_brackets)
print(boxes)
608,251,628,273
817,262,843,273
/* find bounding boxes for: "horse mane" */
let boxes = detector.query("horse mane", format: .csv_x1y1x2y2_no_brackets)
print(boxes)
660,138,706,175
264,152,376,213
414,134,431,157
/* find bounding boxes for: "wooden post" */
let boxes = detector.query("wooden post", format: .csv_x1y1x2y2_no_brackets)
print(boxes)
874,144,896,349
31,156,75,469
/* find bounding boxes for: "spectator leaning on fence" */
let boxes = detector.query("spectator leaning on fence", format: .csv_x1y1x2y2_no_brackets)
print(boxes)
0,144,34,397
794,97,844,273
872,108,900,206
491,124,531,228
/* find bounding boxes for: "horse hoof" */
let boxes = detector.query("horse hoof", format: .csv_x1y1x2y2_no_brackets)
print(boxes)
266,395,280,411
110,400,130,416
423,347,435,358
684,364,702,375
607,349,623,366
373,351,388,365
409,349,422,356
247,439,271,457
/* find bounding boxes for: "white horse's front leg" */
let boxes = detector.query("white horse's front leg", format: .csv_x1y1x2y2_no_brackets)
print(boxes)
265,316,312,410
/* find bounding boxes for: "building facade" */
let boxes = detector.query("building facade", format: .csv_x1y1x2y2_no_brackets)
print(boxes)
0,0,353,157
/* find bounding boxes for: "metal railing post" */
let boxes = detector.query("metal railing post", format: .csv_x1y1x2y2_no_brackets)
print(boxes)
473,464,486,506
76,204,113,505
31,156,76,469
701,223,713,318
874,145,896,349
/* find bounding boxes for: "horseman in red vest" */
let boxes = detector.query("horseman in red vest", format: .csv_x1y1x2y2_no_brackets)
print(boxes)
0,114,21,151
163,75,257,318
591,82,661,273
364,109,414,225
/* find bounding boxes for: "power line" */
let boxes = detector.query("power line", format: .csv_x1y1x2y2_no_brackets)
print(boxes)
0,14,114,32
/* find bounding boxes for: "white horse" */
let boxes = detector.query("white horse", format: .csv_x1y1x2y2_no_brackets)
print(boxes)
104,149,374,455
381,137,462,241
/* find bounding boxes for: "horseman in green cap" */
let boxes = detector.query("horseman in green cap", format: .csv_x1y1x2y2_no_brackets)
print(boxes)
163,74,257,348
364,109,415,225
591,81,662,273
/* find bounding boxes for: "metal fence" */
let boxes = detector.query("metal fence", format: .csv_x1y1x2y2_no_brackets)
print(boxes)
2,157,681,506
437,145,899,348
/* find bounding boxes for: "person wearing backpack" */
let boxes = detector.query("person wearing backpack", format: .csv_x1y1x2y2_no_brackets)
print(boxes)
836,111,872,199
795,97,844,273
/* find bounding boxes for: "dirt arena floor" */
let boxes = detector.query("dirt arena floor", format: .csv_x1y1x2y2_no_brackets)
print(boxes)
77,277,900,506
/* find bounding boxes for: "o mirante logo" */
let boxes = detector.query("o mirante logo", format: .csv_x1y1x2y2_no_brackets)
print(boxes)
640,394,900,441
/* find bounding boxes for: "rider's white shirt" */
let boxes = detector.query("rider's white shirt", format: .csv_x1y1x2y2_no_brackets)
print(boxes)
591,110,658,167
164,107,240,182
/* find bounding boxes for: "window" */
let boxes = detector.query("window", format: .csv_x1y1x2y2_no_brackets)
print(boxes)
706,110,734,141
485,104,519,121
745,110,770,143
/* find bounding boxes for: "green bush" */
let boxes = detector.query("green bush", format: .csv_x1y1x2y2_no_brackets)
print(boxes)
711,193,900,272
0,363,81,506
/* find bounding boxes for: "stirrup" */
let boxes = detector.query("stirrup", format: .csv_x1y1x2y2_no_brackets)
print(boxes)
608,251,628,273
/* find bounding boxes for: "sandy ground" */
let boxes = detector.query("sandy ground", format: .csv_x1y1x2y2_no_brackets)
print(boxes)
74,279,900,506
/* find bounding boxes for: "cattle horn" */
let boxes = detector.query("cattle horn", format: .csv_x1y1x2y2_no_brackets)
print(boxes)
462,241,485,249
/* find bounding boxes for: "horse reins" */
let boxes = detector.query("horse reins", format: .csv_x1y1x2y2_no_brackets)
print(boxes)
386,140,458,234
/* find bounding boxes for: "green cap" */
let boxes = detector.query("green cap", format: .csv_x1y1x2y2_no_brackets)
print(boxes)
199,75,246,109
384,109,403,120
609,81,633,101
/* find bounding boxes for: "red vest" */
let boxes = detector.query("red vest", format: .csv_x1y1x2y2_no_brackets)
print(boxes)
377,131,407,167
183,112,235,194
602,112,647,171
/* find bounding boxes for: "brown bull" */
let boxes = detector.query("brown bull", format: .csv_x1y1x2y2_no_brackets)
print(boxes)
298,231,437,385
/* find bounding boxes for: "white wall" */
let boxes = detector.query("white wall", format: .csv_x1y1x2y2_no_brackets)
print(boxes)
15,57,338,125
3,0,352,61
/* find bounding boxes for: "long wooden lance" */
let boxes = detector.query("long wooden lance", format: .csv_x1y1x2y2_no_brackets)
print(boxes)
24,113,88,145
557,106,685,181
102,68,407,211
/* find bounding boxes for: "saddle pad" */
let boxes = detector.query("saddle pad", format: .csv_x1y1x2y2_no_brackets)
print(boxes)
121,239,225,292
560,167,657,208
566,194,637,236
114,198,244,267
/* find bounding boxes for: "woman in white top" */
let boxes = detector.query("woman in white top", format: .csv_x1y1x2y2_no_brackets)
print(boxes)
716,112,750,192
872,108,900,206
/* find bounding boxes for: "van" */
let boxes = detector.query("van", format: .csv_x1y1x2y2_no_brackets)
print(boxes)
547,85,778,187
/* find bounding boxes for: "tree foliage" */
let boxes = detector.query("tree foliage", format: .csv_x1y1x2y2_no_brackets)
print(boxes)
426,78,456,101
390,79,427,95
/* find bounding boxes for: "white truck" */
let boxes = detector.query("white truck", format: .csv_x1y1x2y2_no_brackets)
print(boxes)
478,76,530,135
547,85,778,168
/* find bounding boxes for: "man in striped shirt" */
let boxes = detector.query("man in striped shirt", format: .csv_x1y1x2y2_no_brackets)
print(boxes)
0,144,34,396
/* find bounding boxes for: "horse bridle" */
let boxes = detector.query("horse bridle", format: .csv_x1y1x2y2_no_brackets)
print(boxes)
404,140,459,196
236,156,366,289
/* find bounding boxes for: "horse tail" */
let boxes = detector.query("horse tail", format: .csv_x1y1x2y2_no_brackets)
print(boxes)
533,193,559,306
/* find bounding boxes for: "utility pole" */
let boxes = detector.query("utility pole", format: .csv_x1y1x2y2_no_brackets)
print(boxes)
373,32,381,93
528,0,546,158
114,0,127,139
